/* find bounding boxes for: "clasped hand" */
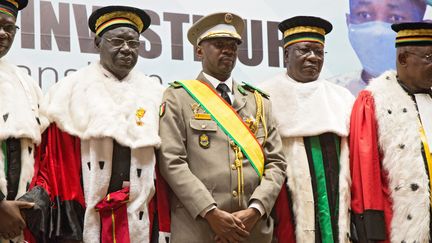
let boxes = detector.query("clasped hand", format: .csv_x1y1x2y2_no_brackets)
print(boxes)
205,208,261,243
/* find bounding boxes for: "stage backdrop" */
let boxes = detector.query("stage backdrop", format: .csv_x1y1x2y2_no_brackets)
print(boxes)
6,0,432,92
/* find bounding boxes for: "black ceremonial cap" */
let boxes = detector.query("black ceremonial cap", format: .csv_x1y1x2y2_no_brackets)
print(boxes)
392,22,432,47
278,16,332,48
0,0,28,18
88,5,151,37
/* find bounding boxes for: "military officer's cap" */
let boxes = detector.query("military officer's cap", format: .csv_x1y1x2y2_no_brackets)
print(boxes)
187,12,244,46
0,0,27,18
88,5,151,37
278,16,332,48
392,22,432,47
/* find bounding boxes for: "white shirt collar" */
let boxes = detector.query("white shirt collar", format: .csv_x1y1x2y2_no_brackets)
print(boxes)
203,72,233,93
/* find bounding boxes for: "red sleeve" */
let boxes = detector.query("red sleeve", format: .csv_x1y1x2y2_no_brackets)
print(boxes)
349,90,391,242
148,163,171,242
34,123,85,206
30,123,85,241
273,183,296,243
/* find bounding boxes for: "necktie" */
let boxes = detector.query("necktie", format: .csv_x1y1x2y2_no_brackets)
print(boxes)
216,83,232,105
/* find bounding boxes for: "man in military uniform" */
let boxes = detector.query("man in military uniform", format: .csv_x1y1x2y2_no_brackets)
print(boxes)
158,12,286,243
260,16,354,242
0,0,46,241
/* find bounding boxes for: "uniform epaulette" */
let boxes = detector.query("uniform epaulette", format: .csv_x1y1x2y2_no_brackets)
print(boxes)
241,82,270,99
168,81,183,88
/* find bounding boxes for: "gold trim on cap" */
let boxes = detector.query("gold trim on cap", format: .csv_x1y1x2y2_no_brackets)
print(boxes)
5,0,18,8
283,26,326,38
397,28,432,38
95,11,144,33
197,30,241,45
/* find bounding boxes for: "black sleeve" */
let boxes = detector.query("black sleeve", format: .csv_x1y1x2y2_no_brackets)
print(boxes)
351,210,387,243
18,186,51,242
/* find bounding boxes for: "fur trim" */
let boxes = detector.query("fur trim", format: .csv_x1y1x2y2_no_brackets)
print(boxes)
283,137,351,242
0,60,42,243
283,137,315,242
259,73,355,138
81,138,156,243
367,71,430,242
338,137,351,243
0,59,47,143
41,62,164,149
158,232,171,243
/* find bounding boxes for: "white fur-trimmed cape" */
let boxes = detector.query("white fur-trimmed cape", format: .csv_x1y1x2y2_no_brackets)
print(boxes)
367,71,430,242
0,59,47,243
259,73,354,242
41,62,164,243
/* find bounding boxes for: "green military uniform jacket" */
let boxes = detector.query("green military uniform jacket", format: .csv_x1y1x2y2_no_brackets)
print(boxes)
158,72,286,243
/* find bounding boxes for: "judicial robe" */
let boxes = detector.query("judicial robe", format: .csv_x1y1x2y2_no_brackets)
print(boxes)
350,70,432,242
0,59,47,243
32,62,166,242
260,73,354,243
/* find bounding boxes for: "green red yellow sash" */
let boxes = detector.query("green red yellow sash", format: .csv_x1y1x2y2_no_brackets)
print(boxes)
176,80,265,178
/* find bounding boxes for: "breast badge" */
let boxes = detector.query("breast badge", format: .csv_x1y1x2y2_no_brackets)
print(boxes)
199,133,210,149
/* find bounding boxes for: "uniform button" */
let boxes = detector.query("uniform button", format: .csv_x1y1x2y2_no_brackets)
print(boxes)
232,190,238,197
231,164,236,170
201,124,206,129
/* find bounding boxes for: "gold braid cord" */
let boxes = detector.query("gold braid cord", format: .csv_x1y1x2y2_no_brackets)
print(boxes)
230,90,268,206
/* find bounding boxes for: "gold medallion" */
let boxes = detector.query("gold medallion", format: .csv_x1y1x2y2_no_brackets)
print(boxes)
136,107,146,126
199,133,210,148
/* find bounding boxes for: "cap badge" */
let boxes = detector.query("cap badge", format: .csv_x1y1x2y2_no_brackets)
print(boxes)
224,13,233,24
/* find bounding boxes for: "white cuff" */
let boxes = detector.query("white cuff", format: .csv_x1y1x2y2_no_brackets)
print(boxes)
200,204,216,218
249,200,265,216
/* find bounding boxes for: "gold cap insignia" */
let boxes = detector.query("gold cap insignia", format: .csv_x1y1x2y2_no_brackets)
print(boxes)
224,13,233,24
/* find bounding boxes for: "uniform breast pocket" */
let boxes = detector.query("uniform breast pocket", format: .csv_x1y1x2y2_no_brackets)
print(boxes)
189,119,218,149
189,119,218,132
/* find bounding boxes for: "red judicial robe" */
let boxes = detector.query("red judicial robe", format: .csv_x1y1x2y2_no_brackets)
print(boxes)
350,71,431,242
28,62,170,242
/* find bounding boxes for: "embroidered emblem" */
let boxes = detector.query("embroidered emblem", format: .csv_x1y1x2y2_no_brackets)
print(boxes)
136,107,146,126
199,133,210,149
159,102,166,117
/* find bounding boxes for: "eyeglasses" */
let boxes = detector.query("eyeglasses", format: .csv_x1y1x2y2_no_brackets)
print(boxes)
295,47,326,58
406,51,432,63
103,37,140,49
0,24,19,34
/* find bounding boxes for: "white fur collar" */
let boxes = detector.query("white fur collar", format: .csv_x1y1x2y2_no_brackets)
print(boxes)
0,59,46,143
41,62,164,149
259,73,354,138
367,71,430,242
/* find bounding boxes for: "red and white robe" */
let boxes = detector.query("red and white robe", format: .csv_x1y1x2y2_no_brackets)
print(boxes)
350,70,432,242
33,62,169,242
0,59,47,243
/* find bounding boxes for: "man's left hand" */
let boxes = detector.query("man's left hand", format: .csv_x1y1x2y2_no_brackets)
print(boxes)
232,208,261,232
